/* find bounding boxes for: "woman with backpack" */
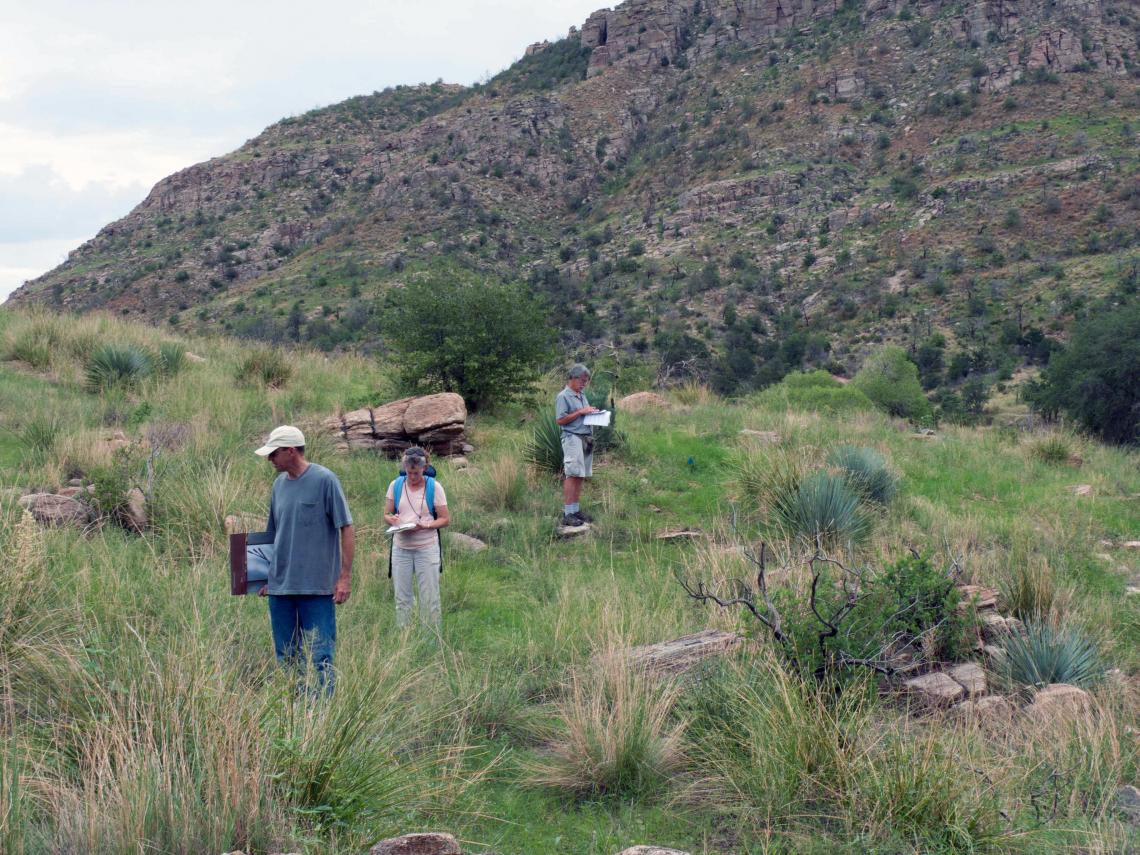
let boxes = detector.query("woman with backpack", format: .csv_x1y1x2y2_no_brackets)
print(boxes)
384,446,449,630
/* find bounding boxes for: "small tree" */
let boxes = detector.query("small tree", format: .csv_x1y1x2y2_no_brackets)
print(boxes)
382,275,556,410
851,346,933,423
1027,301,1140,444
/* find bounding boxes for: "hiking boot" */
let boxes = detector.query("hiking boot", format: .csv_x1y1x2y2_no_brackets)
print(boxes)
575,509,595,523
561,512,586,527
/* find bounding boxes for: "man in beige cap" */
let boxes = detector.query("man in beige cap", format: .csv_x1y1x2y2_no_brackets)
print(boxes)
255,425,354,693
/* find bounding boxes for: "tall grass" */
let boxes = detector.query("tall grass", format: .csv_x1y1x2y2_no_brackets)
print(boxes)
525,652,686,799
470,453,528,512
236,347,293,388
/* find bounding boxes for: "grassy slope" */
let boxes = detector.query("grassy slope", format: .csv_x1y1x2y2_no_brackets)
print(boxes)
1,308,1138,853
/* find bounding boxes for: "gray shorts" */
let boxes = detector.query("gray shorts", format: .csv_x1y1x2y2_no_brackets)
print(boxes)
561,433,593,478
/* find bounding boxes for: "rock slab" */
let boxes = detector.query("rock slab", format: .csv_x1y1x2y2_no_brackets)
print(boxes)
615,848,692,855
625,629,744,677
18,493,93,528
325,393,468,457
369,833,462,855
905,671,965,707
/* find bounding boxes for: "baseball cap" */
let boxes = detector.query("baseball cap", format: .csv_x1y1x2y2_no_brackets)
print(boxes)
255,425,306,457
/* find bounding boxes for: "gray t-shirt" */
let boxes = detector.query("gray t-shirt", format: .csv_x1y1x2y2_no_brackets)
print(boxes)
556,386,592,436
265,463,352,596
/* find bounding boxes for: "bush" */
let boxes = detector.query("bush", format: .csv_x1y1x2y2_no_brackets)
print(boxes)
753,371,875,415
1027,301,1140,444
382,275,556,411
828,445,899,504
525,412,563,476
1000,620,1102,691
84,345,154,392
235,347,293,388
851,347,933,423
770,470,872,548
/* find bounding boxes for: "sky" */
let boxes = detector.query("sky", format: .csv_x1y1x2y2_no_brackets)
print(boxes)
0,0,604,301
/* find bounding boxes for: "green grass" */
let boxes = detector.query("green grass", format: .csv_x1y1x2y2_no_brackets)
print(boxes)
1,307,1139,853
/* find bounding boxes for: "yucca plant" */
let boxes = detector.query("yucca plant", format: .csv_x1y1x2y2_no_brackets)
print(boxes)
1028,434,1072,465
84,344,154,391
525,411,564,475
771,470,872,548
1000,620,1102,691
154,342,186,376
828,445,900,505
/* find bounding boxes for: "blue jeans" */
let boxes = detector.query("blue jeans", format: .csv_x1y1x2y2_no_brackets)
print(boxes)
268,595,336,694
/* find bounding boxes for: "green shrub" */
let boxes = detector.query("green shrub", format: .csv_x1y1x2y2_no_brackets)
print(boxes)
382,274,556,411
828,445,899,504
870,551,972,661
851,346,933,423
84,345,154,392
770,470,872,548
236,347,292,388
1027,300,1140,444
525,412,564,476
1028,434,1072,464
753,371,875,415
1000,620,1102,691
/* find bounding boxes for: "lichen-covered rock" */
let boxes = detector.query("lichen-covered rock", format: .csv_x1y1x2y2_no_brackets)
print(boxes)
403,393,466,434
369,832,462,855
618,391,670,413
1024,683,1093,722
948,662,987,697
447,532,487,552
905,671,966,707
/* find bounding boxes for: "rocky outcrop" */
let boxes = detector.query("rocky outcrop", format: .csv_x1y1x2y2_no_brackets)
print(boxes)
324,393,470,457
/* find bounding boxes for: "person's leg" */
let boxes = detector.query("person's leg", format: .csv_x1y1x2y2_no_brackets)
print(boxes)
267,596,302,666
561,434,585,518
392,546,416,628
563,475,583,506
412,542,442,632
296,595,336,695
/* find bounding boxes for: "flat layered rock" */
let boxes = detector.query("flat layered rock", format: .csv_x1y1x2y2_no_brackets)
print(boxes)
905,671,965,707
948,662,987,697
956,585,999,611
557,522,591,538
404,393,466,434
1071,484,1093,496
950,695,1014,722
615,848,692,855
655,529,702,541
625,629,744,677
369,833,461,855
372,397,416,435
739,429,781,444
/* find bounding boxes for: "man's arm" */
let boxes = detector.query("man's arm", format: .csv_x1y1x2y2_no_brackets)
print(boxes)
333,524,354,604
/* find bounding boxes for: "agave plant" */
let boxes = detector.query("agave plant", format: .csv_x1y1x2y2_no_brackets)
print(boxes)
771,470,872,548
525,411,564,475
84,345,154,392
828,445,900,505
1000,620,1102,691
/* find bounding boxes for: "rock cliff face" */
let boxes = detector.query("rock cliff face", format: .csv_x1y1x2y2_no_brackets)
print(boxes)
9,0,1137,387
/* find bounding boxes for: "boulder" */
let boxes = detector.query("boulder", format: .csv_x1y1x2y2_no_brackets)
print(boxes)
447,532,487,552
18,493,93,528
57,486,84,498
617,391,670,413
372,398,415,435
369,833,462,855
403,393,466,434
905,671,965,707
1024,683,1093,722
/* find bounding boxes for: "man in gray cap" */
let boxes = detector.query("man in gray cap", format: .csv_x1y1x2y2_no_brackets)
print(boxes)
255,425,354,693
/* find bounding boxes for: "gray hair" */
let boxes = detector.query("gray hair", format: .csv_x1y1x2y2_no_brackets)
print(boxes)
567,363,591,380
402,446,428,464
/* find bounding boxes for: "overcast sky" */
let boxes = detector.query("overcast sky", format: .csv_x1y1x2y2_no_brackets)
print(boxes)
0,0,603,300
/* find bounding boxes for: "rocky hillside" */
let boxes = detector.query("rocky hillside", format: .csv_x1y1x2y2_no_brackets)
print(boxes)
10,0,1139,395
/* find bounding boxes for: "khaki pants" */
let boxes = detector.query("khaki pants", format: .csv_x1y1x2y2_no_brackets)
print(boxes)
392,541,441,630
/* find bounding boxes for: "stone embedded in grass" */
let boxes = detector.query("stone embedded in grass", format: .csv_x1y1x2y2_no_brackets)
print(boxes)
655,529,702,541
1071,484,1093,496
618,391,670,413
447,531,487,552
956,584,999,612
1124,541,1140,550
905,671,965,707
980,611,1024,640
1023,683,1093,722
121,487,147,533
557,522,591,537
739,428,781,444
1116,785,1140,824
622,629,745,678
369,832,461,855
949,695,1014,723
615,847,693,855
